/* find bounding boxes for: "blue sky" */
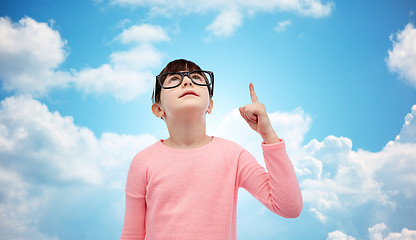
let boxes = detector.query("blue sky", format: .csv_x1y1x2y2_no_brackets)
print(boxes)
1,0,416,239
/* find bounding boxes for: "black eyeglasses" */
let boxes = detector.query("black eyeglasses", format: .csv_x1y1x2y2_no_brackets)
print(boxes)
152,70,214,103
156,70,214,90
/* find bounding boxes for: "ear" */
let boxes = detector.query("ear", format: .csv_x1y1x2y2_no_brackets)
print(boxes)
206,99,213,114
152,103,166,119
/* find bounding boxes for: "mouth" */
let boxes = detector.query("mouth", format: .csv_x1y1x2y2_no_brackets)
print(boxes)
179,90,199,98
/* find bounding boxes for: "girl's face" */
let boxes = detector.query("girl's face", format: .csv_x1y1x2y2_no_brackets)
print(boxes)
156,72,213,120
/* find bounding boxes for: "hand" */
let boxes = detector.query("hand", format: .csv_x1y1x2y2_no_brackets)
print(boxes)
239,83,279,144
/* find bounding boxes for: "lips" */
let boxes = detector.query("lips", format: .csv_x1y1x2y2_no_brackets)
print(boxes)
179,90,198,98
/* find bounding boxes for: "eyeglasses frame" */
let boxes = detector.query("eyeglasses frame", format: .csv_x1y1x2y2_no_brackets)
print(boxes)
156,70,214,92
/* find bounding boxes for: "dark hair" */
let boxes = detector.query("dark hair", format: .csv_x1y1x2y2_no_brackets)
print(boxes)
152,59,213,103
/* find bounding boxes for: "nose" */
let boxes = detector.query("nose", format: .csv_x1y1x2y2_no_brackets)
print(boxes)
182,75,193,87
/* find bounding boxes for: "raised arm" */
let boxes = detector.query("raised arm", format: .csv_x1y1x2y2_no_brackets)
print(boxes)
238,83,303,217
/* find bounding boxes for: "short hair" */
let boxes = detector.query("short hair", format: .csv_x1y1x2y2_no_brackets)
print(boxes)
152,59,213,103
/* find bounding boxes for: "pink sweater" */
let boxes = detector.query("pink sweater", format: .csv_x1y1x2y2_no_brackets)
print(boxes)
121,137,302,240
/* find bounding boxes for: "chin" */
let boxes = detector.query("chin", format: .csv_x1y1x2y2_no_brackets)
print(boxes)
176,103,209,115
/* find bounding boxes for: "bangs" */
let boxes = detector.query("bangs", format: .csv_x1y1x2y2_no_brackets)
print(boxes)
159,59,202,75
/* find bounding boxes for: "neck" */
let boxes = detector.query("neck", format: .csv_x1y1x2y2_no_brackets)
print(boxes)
164,114,211,150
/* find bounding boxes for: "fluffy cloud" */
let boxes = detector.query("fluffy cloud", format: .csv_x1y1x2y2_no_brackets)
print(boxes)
0,95,101,185
110,0,335,36
369,223,388,240
0,17,167,101
0,94,158,185
295,102,416,224
301,135,394,212
301,138,416,223
387,23,416,88
394,105,416,143
73,22,170,100
0,17,70,95
117,24,169,44
0,96,159,203
112,0,335,17
384,228,416,240
0,95,158,239
327,230,356,240
73,44,162,101
330,223,416,240
206,9,243,37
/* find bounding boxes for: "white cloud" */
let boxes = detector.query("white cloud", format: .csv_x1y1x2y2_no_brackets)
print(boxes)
110,0,335,37
111,0,335,17
394,105,416,143
296,102,416,223
206,9,243,37
0,94,158,185
73,44,163,101
330,223,416,240
300,134,416,222
73,23,168,101
117,24,169,44
369,223,388,240
74,63,153,101
387,23,416,88
274,20,291,32
327,230,356,240
0,17,168,101
1,95,98,185
384,228,416,240
0,95,158,239
0,16,70,95
73,25,168,101
295,0,335,17
0,167,58,240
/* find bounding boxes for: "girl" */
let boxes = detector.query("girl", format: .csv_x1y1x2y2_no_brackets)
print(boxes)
120,59,302,240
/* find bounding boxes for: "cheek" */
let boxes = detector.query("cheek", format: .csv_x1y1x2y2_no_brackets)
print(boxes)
159,89,171,102
159,90,175,110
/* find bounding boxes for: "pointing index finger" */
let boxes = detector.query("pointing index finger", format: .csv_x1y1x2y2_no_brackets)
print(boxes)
249,82,259,103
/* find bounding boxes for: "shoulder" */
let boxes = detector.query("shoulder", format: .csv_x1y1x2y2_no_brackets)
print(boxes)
212,137,246,153
213,136,239,146
130,140,162,166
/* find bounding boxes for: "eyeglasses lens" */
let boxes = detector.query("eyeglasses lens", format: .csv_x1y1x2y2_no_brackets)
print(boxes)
162,71,212,88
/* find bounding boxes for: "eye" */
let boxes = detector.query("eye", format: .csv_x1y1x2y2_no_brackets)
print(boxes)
162,74,182,87
169,77,180,82
167,75,180,83
191,74,203,82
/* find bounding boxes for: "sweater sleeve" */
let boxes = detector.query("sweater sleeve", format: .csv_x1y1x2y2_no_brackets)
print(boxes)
238,139,303,218
120,155,147,240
